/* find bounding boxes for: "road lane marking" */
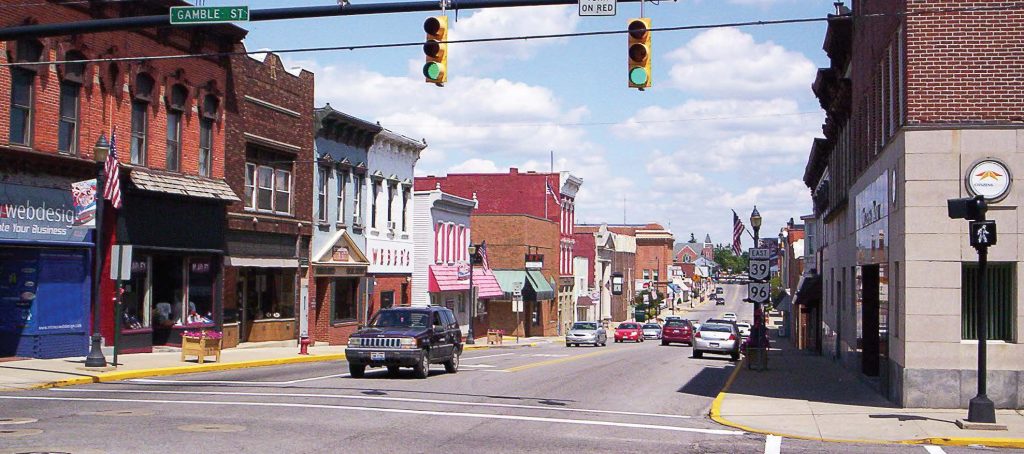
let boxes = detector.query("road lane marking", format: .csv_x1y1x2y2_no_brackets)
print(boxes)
460,353,515,361
764,434,782,454
923,446,945,454
52,388,694,420
504,349,614,372
458,364,495,368
3,395,739,436
131,373,350,386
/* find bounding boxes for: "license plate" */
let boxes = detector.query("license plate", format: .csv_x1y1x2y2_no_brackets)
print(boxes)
370,352,384,361
710,343,719,347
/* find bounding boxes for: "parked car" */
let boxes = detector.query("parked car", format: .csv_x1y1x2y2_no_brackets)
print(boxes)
641,323,663,340
663,315,684,323
736,322,751,338
715,297,726,305
614,322,644,343
345,306,462,379
661,319,694,346
693,322,741,360
566,321,607,347
721,312,738,322
690,320,702,331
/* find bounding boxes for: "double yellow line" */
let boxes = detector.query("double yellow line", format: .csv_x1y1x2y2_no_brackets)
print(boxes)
504,348,615,373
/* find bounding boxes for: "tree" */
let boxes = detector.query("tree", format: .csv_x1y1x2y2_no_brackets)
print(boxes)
713,247,748,274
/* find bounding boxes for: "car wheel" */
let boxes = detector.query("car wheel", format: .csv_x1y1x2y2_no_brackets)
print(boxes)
386,366,400,375
567,343,574,347
693,350,703,359
444,351,460,373
661,340,668,346
349,364,366,378
413,349,430,379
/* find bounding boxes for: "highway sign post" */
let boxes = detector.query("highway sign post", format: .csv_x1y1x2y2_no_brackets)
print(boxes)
747,282,769,304
748,258,770,281
169,6,249,24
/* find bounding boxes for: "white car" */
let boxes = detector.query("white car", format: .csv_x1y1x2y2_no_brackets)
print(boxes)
693,322,740,360
735,322,751,337
641,323,663,340
722,312,738,322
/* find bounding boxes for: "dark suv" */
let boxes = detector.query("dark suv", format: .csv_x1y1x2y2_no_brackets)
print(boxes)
345,306,463,379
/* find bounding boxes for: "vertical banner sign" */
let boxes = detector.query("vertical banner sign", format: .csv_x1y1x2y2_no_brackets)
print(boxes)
71,179,97,227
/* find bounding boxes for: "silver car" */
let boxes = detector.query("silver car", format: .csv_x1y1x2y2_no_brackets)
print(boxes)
566,321,607,347
641,323,663,340
693,322,740,360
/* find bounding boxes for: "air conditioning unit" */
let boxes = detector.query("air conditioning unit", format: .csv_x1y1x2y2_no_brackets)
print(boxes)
387,221,397,230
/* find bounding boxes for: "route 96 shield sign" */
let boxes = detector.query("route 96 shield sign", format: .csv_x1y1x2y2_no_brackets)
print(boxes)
748,282,769,303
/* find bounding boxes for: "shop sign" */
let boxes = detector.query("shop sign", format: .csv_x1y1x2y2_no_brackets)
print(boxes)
456,264,470,280
0,183,90,243
367,238,413,273
966,158,1012,202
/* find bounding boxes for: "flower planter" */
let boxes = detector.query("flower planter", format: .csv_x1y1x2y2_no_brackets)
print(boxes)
181,335,222,364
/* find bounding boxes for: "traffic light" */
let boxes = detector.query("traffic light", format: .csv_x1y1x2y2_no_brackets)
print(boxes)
423,16,448,86
948,195,987,221
627,18,651,90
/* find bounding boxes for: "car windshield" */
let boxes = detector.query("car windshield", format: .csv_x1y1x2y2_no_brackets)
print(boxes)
643,324,660,329
370,311,430,328
665,321,689,327
572,322,597,330
737,323,751,328
700,323,733,333
617,324,637,329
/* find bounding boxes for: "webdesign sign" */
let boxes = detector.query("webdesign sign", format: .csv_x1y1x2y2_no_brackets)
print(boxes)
0,183,90,243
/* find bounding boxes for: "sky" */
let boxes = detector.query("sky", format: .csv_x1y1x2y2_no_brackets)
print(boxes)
212,0,836,247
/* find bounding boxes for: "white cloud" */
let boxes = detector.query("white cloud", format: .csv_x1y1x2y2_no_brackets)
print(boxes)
448,158,502,173
708,179,811,223
447,6,580,73
666,28,817,98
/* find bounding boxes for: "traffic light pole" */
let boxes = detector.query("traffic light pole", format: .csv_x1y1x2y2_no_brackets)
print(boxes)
0,0,645,41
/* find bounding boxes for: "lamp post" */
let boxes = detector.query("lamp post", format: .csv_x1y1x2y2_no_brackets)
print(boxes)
750,206,764,349
466,244,479,345
84,135,110,368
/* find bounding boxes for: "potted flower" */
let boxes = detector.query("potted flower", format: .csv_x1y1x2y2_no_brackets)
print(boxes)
181,325,223,364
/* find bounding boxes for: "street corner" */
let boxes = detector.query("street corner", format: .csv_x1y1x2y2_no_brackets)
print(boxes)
908,437,1024,449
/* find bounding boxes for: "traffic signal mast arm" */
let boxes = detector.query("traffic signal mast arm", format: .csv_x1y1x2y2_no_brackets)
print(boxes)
0,0,648,41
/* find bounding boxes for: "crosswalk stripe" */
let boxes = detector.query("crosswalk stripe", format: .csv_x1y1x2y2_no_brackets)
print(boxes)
764,434,782,454
923,446,945,454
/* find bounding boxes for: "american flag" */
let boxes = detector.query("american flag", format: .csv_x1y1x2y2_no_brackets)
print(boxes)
478,241,489,269
103,129,122,209
545,181,562,207
732,210,744,255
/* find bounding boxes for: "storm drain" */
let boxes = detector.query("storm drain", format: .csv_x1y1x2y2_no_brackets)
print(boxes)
178,424,245,433
0,418,37,425
88,409,155,417
0,428,43,438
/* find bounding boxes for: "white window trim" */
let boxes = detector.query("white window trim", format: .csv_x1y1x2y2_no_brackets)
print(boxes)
245,163,293,216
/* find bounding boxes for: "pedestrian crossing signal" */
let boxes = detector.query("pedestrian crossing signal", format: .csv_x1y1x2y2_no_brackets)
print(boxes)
423,16,448,86
627,18,651,90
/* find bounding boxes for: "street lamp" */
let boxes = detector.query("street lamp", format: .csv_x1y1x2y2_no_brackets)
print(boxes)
749,206,764,350
466,244,479,345
84,135,109,368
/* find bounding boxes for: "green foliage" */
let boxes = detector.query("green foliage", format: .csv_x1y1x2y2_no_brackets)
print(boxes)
713,247,748,274
633,288,664,321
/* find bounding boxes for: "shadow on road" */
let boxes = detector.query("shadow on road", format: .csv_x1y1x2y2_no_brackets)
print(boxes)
676,363,736,398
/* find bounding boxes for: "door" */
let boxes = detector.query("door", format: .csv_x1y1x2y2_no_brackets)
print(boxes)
861,265,880,377
430,311,448,360
240,272,265,343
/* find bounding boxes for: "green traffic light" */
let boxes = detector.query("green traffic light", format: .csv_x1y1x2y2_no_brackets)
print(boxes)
629,67,649,85
423,62,442,81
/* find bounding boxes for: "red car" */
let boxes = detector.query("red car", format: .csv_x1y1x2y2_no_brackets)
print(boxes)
614,322,644,343
661,319,694,346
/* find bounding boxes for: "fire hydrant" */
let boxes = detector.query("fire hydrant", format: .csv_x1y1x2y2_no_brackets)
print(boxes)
299,336,311,355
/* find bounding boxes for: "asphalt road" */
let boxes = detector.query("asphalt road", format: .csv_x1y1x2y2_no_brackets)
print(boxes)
0,285,1002,453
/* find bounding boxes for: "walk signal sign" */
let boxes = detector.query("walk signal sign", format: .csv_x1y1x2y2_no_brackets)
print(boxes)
627,18,651,90
423,16,448,86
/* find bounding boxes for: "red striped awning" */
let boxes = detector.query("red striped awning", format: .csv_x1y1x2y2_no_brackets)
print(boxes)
428,265,504,298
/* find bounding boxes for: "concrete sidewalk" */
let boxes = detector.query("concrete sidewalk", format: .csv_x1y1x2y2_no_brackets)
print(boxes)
711,335,1024,448
0,338,541,392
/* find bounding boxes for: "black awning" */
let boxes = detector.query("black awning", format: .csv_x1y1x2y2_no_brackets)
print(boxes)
795,274,822,308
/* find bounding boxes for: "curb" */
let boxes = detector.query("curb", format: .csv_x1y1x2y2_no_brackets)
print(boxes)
22,353,347,391
707,357,1024,449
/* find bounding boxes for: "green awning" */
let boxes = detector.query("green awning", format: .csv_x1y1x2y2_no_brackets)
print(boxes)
493,270,528,299
526,270,555,300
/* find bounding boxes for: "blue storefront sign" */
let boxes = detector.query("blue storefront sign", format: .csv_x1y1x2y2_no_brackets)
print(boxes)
0,183,91,358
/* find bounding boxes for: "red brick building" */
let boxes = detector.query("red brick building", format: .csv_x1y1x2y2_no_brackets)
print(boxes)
599,224,674,296
415,168,581,333
221,50,314,346
0,1,245,357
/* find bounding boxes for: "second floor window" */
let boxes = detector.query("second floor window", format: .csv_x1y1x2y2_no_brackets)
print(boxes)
642,270,650,281
130,74,154,165
198,95,217,177
317,167,328,223
402,187,410,232
9,69,33,146
166,85,187,172
352,174,363,225
336,169,347,224
245,162,291,215
387,183,396,224
57,81,80,154
371,179,380,228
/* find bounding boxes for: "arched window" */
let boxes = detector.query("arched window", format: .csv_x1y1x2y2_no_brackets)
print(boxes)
165,84,187,171
9,39,43,146
57,51,85,154
130,73,154,165
199,95,218,177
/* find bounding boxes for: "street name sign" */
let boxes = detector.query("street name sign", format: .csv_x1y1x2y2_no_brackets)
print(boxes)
969,220,997,248
170,6,250,24
748,247,770,260
748,259,770,281
578,0,616,16
748,282,769,303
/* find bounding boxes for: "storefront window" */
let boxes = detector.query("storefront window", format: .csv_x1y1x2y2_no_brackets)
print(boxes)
332,278,358,322
381,291,394,309
247,269,295,319
186,258,214,325
121,257,151,330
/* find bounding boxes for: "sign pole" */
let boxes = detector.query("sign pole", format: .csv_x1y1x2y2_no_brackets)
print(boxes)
968,212,996,424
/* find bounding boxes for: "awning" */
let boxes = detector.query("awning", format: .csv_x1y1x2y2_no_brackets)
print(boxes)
129,167,240,202
667,283,683,293
576,295,595,306
428,265,503,298
794,274,822,308
526,270,556,300
776,292,793,312
225,257,299,268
